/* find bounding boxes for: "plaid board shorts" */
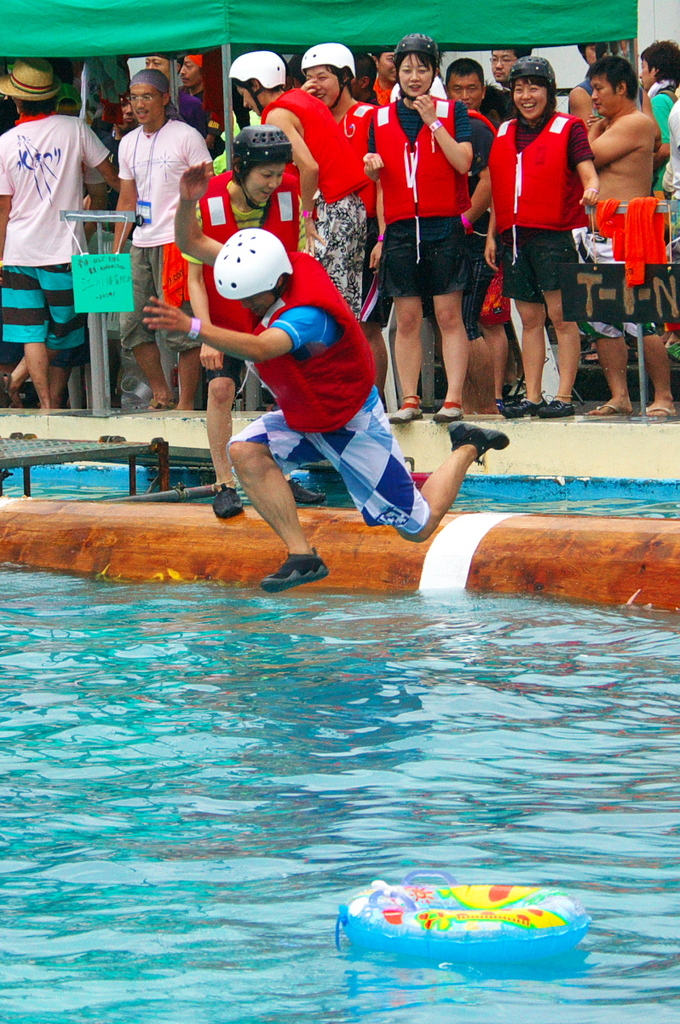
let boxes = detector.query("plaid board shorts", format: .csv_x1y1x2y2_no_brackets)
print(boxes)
2,263,86,349
229,388,430,534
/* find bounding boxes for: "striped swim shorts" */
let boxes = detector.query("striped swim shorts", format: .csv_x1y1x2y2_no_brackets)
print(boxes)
230,387,431,534
1,263,86,350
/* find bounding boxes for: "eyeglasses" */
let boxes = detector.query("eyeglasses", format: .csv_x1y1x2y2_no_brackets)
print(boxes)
491,55,516,65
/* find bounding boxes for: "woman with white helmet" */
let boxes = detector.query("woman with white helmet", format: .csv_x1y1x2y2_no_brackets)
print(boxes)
301,42,388,394
145,227,510,593
229,49,368,318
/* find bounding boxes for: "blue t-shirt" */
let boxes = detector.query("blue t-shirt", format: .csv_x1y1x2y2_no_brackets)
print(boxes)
274,305,342,361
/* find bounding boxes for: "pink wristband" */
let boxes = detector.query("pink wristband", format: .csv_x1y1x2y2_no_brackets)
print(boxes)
461,214,474,234
377,234,385,242
302,209,314,218
187,317,202,340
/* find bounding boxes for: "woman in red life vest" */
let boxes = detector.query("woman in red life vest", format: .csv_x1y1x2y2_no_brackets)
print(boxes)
182,127,320,519
364,34,473,424
300,42,388,395
485,56,599,418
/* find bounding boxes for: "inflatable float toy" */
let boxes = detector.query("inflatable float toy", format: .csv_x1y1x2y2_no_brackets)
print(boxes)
337,871,590,962
0,499,679,610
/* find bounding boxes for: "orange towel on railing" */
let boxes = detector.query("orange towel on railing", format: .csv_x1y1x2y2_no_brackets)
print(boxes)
162,243,191,307
596,199,625,260
623,197,666,287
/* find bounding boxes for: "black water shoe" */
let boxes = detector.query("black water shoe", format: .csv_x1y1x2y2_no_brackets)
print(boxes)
448,422,510,461
537,400,575,419
502,399,546,419
260,549,329,593
213,484,243,519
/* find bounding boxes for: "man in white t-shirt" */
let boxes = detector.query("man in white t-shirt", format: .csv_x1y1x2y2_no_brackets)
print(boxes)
114,69,211,410
0,59,119,408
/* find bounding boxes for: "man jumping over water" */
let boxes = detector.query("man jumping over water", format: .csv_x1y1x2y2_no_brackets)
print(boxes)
144,163,510,593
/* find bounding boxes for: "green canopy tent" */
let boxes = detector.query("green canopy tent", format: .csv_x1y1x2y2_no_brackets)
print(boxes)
4,0,637,58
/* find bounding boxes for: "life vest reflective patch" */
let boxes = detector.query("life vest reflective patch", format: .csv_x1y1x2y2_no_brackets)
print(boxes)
549,115,570,134
353,104,374,118
207,195,227,226
276,191,293,221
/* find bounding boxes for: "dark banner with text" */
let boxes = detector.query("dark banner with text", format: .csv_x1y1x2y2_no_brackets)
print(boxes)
560,264,680,323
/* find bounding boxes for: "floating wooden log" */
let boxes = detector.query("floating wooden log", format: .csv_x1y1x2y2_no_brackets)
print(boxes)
0,500,677,611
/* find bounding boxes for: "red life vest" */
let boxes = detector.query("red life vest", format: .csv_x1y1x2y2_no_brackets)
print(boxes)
340,102,377,218
488,113,587,234
198,171,300,331
262,89,367,204
254,252,375,432
372,99,470,225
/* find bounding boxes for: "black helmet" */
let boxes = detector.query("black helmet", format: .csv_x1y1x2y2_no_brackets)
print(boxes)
233,126,292,167
394,33,440,68
508,55,556,86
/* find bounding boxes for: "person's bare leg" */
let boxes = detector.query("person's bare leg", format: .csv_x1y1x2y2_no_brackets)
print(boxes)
23,343,51,408
643,333,675,412
207,376,237,485
176,347,202,410
594,337,632,412
48,365,70,408
397,444,478,543
434,291,469,406
362,321,388,399
543,289,580,400
462,335,497,414
131,342,174,406
229,441,312,554
482,323,509,401
393,296,424,399
6,356,27,407
514,301,546,404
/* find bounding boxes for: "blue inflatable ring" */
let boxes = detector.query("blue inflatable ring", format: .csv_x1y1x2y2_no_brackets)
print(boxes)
337,870,590,962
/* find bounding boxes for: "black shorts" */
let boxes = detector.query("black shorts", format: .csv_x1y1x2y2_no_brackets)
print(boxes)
380,219,469,299
0,338,22,365
50,341,90,369
462,239,496,341
205,354,243,386
502,229,577,304
362,217,391,326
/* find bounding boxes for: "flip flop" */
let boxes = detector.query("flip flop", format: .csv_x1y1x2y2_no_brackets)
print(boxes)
587,404,632,417
646,405,676,418
148,399,176,411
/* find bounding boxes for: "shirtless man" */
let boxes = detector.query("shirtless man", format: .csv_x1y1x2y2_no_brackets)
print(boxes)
582,55,675,417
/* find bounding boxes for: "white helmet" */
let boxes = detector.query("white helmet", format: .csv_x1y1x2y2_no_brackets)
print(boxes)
213,229,293,300
301,43,356,76
229,50,286,89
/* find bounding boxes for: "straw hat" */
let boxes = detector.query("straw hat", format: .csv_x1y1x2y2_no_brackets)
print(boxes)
0,59,60,100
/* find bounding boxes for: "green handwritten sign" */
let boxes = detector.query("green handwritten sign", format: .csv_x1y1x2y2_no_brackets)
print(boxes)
71,253,134,313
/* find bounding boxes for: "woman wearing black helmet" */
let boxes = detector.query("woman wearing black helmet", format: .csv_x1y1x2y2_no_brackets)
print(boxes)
180,127,311,518
485,56,599,419
365,33,474,424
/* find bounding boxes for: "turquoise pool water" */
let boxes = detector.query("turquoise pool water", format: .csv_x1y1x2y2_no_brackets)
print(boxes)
1,569,679,1022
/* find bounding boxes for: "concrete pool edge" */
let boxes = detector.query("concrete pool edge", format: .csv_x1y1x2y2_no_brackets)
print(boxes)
2,410,680,478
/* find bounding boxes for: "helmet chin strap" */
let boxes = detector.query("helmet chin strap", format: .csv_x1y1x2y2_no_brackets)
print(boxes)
242,176,270,211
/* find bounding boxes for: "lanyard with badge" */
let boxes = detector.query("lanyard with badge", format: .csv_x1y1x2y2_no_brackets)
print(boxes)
131,121,167,225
